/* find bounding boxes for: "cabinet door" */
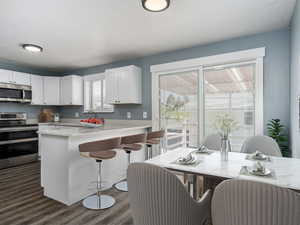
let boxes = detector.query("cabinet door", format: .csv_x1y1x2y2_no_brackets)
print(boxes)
0,69,13,83
118,67,142,104
60,76,73,105
72,76,83,105
105,71,119,104
13,72,31,85
43,77,60,105
31,75,44,105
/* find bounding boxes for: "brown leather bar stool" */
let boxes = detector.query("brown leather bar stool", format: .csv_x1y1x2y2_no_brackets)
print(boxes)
146,130,165,159
79,137,121,210
114,133,146,192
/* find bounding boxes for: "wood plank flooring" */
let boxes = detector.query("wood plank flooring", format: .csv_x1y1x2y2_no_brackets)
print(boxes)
0,162,134,225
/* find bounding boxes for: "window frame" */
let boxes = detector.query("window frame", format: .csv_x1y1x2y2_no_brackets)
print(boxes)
83,73,114,113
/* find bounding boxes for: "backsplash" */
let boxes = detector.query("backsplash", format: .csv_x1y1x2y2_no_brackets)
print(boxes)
57,104,150,120
0,103,58,119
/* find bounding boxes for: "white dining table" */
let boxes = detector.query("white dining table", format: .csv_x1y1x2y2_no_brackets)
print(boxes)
145,147,300,193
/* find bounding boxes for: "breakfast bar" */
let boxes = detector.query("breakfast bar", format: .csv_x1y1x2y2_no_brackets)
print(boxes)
38,120,151,205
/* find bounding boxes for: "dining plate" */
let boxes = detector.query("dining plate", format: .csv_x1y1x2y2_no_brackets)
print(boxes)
249,168,272,176
177,156,197,165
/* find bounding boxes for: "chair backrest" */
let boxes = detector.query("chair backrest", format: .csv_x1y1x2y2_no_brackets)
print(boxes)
202,134,222,150
212,179,300,225
127,163,210,225
121,133,146,145
241,135,282,156
147,130,165,140
79,137,121,152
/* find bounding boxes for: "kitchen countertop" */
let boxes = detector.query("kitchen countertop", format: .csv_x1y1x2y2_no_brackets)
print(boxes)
38,121,151,137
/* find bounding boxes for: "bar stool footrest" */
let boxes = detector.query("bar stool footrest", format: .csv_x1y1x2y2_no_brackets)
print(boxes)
115,181,128,192
83,195,116,210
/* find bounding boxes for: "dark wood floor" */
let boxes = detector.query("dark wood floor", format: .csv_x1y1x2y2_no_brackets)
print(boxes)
0,162,134,225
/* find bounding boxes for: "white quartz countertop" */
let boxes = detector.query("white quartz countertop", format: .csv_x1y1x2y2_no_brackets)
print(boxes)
38,121,151,137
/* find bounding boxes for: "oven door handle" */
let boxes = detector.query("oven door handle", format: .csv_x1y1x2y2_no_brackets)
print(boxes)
0,138,38,145
0,127,38,132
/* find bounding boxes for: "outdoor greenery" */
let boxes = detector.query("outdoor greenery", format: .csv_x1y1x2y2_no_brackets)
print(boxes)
213,113,239,138
161,94,190,121
267,119,290,157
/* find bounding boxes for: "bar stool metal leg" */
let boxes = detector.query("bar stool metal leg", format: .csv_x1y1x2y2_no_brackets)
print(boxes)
115,152,130,192
83,160,116,210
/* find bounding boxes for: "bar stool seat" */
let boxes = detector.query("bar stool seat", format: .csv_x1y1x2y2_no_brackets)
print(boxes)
121,143,142,151
146,139,160,145
115,133,146,192
79,137,121,210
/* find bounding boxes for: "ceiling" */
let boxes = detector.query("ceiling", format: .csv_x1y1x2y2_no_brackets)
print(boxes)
0,0,296,72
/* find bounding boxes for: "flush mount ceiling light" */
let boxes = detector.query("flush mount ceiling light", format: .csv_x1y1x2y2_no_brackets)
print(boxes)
22,44,43,53
142,0,170,12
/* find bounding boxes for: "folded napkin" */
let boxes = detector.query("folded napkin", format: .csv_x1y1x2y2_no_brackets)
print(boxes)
172,154,201,167
246,151,271,161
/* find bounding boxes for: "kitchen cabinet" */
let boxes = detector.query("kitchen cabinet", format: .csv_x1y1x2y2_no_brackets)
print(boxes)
0,70,30,85
12,72,31,86
105,65,142,104
43,76,61,105
60,75,83,105
31,75,44,105
0,69,13,83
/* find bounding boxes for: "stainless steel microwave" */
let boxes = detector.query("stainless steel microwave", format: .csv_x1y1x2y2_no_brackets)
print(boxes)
0,83,32,103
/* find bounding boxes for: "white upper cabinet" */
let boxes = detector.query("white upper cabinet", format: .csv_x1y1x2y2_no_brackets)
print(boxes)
43,76,61,105
31,75,44,105
12,72,31,86
0,70,30,85
105,65,142,104
0,69,13,83
60,75,83,105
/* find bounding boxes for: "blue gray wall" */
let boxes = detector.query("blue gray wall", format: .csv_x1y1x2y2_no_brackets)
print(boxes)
291,0,300,158
61,29,291,133
0,29,291,130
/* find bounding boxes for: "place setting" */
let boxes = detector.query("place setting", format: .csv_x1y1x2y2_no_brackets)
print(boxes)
245,150,272,162
240,161,275,178
172,152,201,167
190,145,215,155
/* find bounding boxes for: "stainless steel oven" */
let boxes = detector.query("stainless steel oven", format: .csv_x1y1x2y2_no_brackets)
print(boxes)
0,83,32,103
0,113,38,169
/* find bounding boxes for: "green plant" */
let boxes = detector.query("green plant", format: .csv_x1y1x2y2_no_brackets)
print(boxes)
267,119,290,157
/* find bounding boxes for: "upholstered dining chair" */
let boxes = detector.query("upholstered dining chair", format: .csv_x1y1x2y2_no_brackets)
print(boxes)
127,163,212,225
202,133,222,150
212,179,300,225
241,135,282,156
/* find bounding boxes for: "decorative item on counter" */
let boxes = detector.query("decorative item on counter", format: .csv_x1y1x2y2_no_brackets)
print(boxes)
80,117,104,128
213,113,238,161
38,109,54,123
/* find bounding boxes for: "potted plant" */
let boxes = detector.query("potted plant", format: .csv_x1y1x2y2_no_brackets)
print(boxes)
267,119,290,157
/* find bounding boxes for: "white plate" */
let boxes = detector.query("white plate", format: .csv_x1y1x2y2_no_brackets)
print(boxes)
249,168,272,176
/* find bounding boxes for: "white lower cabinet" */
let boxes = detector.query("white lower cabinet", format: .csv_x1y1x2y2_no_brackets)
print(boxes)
43,76,61,105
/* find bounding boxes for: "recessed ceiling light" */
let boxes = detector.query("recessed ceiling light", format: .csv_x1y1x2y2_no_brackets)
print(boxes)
22,44,43,53
142,0,170,12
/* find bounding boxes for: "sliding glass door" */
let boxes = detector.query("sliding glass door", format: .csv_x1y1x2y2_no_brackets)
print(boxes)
159,69,200,150
203,63,256,151
153,59,262,152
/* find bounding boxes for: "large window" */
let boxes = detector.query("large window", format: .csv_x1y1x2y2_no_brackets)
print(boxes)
84,73,114,113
